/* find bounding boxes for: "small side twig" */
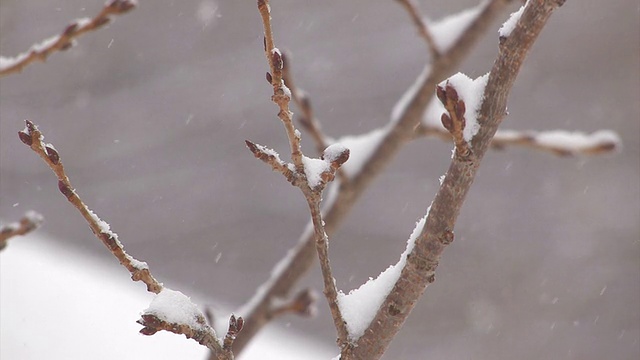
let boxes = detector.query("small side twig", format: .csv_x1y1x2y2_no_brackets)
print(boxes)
18,120,161,293
0,0,136,77
21,120,234,359
281,52,349,185
223,314,244,353
249,0,351,350
414,124,621,156
0,211,44,251
270,288,318,318
396,0,440,58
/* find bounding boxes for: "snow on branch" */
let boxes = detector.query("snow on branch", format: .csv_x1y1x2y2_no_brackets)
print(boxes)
436,72,489,157
19,120,240,359
246,0,352,352
0,0,136,78
0,211,44,251
337,214,427,341
347,1,569,358
18,120,162,294
138,289,240,357
492,129,621,156
427,1,486,54
418,97,621,156
233,0,511,355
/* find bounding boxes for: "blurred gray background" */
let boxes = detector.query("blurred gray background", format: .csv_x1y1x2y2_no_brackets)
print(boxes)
1,0,638,359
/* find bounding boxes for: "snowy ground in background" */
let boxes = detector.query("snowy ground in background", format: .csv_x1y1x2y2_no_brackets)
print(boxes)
0,233,335,360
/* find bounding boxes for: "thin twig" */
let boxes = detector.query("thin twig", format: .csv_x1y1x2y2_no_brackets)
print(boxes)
19,120,162,293
0,0,136,78
414,124,621,156
396,0,440,58
347,1,567,358
247,0,351,350
0,211,44,251
20,120,235,359
281,51,350,185
232,0,511,354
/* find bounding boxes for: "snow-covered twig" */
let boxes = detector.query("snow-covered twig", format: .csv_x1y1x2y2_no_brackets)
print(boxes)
0,211,43,251
396,0,440,58
18,120,162,294
19,120,237,359
244,0,352,352
414,124,621,156
233,0,510,355
0,0,136,78
347,1,568,358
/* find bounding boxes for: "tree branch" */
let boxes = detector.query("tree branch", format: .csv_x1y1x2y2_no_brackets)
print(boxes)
0,211,44,251
347,1,567,358
242,0,352,352
395,0,440,58
414,123,621,156
0,0,136,78
19,120,237,359
233,0,511,354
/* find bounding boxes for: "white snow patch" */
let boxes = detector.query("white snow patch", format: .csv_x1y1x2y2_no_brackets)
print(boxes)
535,130,621,151
438,72,489,143
428,3,485,53
338,212,428,340
335,128,388,178
322,143,348,163
302,156,330,188
499,1,528,38
1,234,334,359
144,289,207,331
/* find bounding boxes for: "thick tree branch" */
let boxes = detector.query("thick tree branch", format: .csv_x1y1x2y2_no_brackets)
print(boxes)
233,0,511,354
0,0,136,78
347,1,566,358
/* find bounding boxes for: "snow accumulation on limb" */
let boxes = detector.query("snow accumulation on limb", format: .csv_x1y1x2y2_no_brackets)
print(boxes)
426,1,486,53
499,0,528,38
337,213,428,341
334,128,388,179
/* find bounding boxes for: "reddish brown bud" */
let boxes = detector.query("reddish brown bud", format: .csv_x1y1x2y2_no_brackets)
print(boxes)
455,100,466,120
266,72,272,84
18,131,33,146
139,327,158,336
436,85,447,105
25,119,36,132
63,23,79,37
45,145,60,165
107,0,136,13
58,180,74,199
441,113,453,132
272,50,283,71
445,84,458,101
235,316,244,332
